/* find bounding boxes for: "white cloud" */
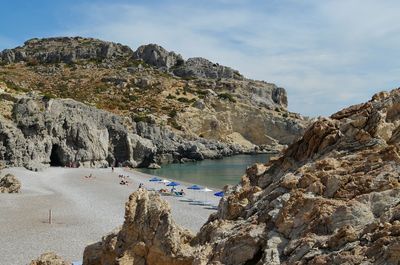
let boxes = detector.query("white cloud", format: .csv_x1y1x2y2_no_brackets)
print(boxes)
56,1,400,116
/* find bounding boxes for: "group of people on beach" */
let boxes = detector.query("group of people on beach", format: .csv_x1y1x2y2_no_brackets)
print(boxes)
118,174,130,186
84,173,94,179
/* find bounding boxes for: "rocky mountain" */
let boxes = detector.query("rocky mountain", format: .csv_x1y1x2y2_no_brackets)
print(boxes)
0,37,307,168
82,88,400,264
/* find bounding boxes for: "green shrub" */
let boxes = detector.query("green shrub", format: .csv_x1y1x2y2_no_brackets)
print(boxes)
169,109,177,118
169,119,182,130
43,93,56,101
26,58,39,67
128,95,138,101
133,115,151,123
218,93,236,103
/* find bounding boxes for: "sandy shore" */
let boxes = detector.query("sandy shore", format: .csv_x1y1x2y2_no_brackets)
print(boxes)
0,167,221,265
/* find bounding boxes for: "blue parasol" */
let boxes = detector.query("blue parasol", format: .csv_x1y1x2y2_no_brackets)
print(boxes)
214,191,224,197
149,177,162,182
187,184,202,190
166,181,180,187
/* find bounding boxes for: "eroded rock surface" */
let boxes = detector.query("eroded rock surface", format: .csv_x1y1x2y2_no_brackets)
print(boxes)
83,88,400,264
83,189,194,265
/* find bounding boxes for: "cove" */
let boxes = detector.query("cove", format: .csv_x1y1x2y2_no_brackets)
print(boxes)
136,154,273,189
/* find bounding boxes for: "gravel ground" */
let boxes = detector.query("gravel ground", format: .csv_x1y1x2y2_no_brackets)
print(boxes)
0,167,221,265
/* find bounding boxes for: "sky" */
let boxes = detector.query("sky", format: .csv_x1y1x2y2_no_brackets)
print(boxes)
1,0,400,117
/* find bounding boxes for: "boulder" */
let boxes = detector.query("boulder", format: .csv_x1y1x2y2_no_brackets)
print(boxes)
0,173,21,193
133,44,184,69
83,189,195,265
148,163,161,169
29,252,70,265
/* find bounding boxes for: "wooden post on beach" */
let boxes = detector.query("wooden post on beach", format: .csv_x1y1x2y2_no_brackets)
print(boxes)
49,209,52,224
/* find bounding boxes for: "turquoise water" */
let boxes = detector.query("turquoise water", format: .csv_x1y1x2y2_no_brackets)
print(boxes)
137,154,272,189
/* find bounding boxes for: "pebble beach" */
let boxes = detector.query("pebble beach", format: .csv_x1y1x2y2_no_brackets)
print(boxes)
0,167,220,265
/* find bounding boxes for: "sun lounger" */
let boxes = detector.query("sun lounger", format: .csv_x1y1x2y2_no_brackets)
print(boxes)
159,191,173,196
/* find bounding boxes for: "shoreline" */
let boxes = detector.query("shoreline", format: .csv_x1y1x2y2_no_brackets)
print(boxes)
0,167,220,265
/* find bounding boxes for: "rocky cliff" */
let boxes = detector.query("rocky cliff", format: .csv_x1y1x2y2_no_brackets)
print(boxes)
0,37,307,168
0,92,248,168
82,88,400,264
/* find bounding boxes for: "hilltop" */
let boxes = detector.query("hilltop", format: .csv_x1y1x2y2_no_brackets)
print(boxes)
0,37,307,168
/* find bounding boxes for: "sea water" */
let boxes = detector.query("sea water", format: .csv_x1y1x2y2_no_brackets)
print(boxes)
137,154,272,189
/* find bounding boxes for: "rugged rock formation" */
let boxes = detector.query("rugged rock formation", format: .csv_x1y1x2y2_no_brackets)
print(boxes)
0,95,155,168
0,173,21,193
0,37,307,167
133,44,184,69
83,88,400,264
83,189,194,265
172,57,243,80
0,37,132,65
0,92,250,168
30,252,70,265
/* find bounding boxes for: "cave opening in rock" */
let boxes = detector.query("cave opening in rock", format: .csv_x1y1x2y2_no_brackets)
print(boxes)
50,144,63,167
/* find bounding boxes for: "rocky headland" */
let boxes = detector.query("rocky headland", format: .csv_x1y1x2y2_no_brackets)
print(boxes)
79,88,400,264
0,37,307,169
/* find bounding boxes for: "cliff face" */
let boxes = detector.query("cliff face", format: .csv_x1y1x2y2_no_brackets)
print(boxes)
0,37,307,168
83,88,400,264
0,92,249,168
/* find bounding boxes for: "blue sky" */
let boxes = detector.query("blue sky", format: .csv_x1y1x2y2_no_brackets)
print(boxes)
1,0,400,117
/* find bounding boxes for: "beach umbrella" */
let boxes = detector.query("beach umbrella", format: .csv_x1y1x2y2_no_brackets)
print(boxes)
214,191,224,197
199,187,213,205
187,185,203,201
149,177,162,182
160,179,171,185
187,184,202,190
166,181,180,187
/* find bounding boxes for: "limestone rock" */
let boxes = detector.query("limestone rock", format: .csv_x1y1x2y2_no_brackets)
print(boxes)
133,44,184,69
0,97,156,168
0,173,21,193
173,57,243,80
147,163,161,169
0,37,133,64
29,252,70,265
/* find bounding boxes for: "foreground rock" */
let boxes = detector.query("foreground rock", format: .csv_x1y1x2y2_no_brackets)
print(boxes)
82,88,400,264
30,252,70,265
83,189,194,265
0,173,21,193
